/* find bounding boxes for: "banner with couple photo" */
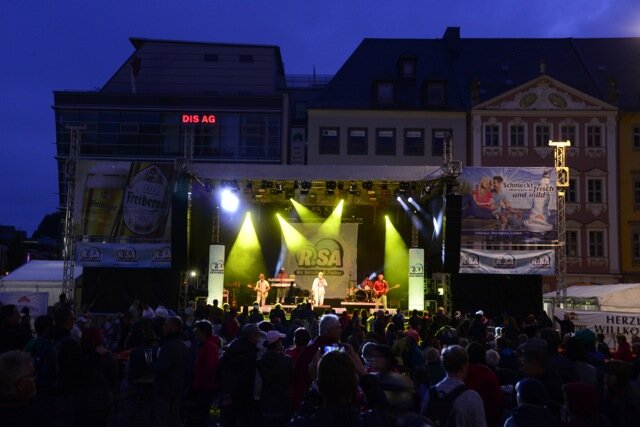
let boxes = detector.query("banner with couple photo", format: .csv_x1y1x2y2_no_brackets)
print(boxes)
280,223,358,299
458,167,557,245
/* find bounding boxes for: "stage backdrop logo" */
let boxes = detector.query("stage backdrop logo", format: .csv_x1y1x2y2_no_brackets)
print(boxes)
282,223,358,299
459,248,555,275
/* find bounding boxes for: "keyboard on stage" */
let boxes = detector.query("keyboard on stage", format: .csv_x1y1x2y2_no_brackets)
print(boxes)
268,278,296,287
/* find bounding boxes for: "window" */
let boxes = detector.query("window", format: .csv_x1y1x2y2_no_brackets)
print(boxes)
404,129,424,156
566,178,578,203
203,54,218,62
426,82,446,106
484,125,500,147
566,230,579,256
347,128,368,155
587,179,603,203
586,125,602,147
375,129,396,155
634,179,640,206
319,128,340,155
634,127,640,149
432,129,451,156
375,82,394,105
509,124,525,146
535,124,551,147
588,230,604,257
239,55,253,63
560,124,576,145
633,232,640,261
400,58,416,78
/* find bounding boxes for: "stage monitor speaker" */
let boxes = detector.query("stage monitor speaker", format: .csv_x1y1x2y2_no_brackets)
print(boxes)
443,194,461,273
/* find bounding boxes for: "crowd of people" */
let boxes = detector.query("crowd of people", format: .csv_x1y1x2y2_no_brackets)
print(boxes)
2,295,640,427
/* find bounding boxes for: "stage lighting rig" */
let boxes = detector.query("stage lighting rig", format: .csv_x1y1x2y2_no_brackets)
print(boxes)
300,181,312,194
325,181,337,194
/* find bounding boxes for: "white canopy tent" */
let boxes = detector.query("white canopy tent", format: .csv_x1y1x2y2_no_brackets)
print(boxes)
0,260,83,305
544,283,640,313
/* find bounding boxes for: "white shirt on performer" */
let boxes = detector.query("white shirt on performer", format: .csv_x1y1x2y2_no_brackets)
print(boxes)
311,273,327,306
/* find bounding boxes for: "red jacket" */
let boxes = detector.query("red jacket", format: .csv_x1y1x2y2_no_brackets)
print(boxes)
193,336,220,391
612,341,634,362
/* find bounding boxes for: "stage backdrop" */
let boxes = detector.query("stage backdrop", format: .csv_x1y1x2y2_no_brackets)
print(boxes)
73,160,174,268
280,223,358,299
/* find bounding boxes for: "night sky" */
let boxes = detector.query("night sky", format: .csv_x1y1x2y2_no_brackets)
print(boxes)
1,1,639,236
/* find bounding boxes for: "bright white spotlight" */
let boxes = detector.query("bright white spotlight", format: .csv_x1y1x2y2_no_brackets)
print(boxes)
220,189,239,213
407,197,414,203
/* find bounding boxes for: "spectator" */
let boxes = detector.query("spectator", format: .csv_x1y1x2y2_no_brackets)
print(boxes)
602,360,640,427
597,333,611,359
285,327,310,365
553,313,575,338
0,350,46,427
562,382,610,427
503,378,559,427
292,313,341,409
0,304,30,354
420,344,487,427
423,346,446,386
258,330,293,426
611,335,634,362
154,316,187,427
192,320,220,427
219,322,264,426
465,342,503,427
564,337,597,387
210,299,224,324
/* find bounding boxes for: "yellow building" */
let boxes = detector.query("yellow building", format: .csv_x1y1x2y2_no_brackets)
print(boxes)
619,113,640,282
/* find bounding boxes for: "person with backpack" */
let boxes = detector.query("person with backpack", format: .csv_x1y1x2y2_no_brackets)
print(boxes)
420,345,486,427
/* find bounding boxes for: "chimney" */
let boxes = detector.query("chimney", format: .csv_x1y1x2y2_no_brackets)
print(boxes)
471,78,480,105
608,78,618,104
443,27,461,51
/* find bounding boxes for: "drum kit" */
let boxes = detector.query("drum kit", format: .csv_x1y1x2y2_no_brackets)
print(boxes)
348,278,374,302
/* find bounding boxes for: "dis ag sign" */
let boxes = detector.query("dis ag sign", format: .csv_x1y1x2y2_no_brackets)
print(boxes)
182,114,216,124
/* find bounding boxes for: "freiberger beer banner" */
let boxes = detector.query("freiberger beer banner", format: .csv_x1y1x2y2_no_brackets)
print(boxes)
459,248,555,275
555,308,640,348
458,167,557,245
281,223,358,299
408,248,425,311
74,161,174,268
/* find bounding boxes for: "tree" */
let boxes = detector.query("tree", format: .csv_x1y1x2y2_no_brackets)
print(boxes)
32,211,62,240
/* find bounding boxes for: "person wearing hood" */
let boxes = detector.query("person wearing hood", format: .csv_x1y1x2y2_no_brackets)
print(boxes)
154,316,187,427
504,378,560,427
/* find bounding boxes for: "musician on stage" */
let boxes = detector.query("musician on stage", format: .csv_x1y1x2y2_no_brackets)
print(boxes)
373,274,389,310
274,267,288,304
254,273,270,308
311,272,328,307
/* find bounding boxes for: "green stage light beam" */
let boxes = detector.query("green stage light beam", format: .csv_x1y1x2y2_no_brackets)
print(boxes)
384,215,409,292
290,198,320,223
318,199,344,237
226,212,266,285
276,213,312,251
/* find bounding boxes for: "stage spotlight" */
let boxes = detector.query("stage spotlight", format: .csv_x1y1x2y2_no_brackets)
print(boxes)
325,181,336,195
384,215,408,291
396,196,402,202
275,182,283,193
408,197,414,203
300,181,311,194
220,189,239,213
349,182,358,194
261,180,274,189
363,181,373,190
226,211,266,285
244,181,253,193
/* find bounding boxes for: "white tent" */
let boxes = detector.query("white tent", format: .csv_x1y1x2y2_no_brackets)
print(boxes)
544,283,640,313
0,260,83,305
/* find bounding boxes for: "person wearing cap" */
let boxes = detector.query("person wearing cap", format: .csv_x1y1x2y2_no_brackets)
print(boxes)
503,378,559,427
219,322,265,426
469,310,488,343
258,330,293,425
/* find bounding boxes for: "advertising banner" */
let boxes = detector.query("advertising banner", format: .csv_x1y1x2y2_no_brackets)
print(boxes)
458,167,557,244
76,242,171,268
408,248,425,311
207,245,225,304
555,308,640,348
73,161,174,268
0,292,49,318
281,223,358,299
459,248,555,275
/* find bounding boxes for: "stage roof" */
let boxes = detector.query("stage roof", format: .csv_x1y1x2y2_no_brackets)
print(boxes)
544,283,640,313
1,260,83,285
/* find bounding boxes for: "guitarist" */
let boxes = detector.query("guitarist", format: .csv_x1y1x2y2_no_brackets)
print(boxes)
251,273,271,308
373,274,390,310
